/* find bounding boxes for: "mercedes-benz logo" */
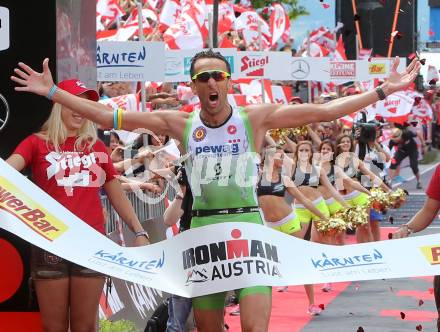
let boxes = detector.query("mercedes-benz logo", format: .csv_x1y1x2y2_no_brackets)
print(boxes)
291,59,310,80
0,93,9,131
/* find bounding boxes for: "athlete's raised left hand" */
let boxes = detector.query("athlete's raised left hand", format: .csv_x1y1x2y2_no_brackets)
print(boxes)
385,57,421,95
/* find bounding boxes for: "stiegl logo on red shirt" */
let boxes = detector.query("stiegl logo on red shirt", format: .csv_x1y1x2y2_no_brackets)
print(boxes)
45,151,106,192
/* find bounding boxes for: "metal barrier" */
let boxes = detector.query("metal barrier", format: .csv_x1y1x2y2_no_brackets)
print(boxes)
102,190,172,234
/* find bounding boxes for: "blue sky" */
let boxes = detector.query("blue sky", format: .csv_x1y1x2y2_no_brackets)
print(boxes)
291,0,431,49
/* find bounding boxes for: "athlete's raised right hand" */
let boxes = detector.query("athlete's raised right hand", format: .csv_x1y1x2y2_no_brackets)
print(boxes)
11,58,54,97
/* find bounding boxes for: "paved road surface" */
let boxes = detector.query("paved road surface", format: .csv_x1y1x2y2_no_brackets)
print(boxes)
303,157,440,332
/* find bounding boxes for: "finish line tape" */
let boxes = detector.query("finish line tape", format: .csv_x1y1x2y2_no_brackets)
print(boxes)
1,158,439,297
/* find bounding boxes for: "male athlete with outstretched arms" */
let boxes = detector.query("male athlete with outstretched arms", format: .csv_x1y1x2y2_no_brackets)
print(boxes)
11,50,419,332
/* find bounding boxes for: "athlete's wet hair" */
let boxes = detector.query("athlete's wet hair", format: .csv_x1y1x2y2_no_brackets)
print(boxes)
190,49,231,78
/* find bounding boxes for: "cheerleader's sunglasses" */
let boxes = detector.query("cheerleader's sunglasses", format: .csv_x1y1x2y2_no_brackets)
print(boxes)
191,70,231,83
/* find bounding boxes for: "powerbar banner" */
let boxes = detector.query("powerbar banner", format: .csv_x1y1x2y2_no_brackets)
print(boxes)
1,158,440,297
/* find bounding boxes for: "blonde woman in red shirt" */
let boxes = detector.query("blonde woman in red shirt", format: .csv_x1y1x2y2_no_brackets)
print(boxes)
6,79,148,332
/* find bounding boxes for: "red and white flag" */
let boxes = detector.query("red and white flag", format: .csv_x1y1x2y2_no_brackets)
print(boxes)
217,2,236,34
125,7,158,26
177,85,200,105
340,104,376,128
219,36,236,48
271,85,292,104
228,94,248,107
163,13,205,49
145,0,161,9
427,65,439,84
97,0,125,22
99,94,140,113
96,26,140,41
375,92,414,123
182,1,206,28
339,113,357,128
235,11,271,39
159,0,181,30
307,42,330,57
333,35,347,61
407,91,433,121
241,30,271,50
303,27,335,53
412,101,433,121
97,16,105,32
270,4,288,46
239,79,273,103
113,7,155,40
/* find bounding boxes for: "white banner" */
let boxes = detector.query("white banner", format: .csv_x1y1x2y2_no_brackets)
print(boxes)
236,52,290,79
94,41,407,83
165,48,238,82
289,57,406,83
1,158,440,298
97,41,165,82
290,57,330,81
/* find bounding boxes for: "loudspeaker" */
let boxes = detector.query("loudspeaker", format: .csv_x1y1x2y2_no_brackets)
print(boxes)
336,0,417,60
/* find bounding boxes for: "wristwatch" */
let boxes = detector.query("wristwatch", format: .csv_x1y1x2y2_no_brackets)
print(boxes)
375,86,387,100
135,230,150,239
400,224,414,236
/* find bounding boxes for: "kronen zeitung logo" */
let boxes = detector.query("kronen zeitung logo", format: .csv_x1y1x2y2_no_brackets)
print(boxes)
0,177,68,240
330,61,356,78
182,228,281,284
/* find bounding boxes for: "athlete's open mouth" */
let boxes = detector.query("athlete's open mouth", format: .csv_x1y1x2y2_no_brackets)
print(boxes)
209,93,219,102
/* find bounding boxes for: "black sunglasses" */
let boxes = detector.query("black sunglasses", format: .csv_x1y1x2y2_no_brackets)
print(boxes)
191,70,230,83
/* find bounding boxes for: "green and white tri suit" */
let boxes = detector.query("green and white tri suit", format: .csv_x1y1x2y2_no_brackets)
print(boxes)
183,107,271,309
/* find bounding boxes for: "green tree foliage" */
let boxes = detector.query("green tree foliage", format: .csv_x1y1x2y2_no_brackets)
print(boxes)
246,0,309,20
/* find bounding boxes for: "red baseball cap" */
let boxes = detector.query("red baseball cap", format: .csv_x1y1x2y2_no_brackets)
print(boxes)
58,79,99,102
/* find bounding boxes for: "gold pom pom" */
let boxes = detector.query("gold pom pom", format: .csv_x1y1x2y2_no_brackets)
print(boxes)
368,188,407,211
291,126,308,138
343,205,369,229
269,128,292,145
368,188,390,212
389,188,407,209
269,126,308,144
317,205,369,234
316,217,347,235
